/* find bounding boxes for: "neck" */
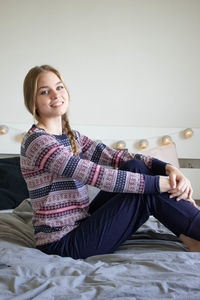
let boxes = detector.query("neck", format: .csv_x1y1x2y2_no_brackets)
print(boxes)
37,117,63,135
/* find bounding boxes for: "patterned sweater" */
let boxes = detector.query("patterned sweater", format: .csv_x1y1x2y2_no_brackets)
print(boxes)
20,125,167,246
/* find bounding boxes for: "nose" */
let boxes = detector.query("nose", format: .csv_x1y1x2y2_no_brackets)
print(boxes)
50,89,59,99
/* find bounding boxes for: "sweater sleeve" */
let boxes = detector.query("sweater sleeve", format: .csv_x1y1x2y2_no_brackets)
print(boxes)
75,131,168,176
21,129,160,195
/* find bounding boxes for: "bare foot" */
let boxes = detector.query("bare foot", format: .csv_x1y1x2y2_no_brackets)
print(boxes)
179,234,200,252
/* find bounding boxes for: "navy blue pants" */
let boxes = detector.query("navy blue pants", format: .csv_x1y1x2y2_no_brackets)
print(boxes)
37,159,200,259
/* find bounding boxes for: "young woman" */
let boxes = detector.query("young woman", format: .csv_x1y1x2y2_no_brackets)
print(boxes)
20,65,200,259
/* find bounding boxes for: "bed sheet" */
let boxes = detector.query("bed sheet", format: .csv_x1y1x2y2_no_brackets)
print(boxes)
0,199,200,300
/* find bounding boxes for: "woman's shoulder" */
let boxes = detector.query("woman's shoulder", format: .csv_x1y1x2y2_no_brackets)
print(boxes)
72,129,86,143
22,124,56,147
72,129,80,139
23,124,47,140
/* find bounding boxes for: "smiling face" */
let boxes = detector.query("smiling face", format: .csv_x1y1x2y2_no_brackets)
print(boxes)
36,71,69,122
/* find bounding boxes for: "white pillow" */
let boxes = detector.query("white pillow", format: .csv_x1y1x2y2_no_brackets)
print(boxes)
88,185,100,202
141,143,179,169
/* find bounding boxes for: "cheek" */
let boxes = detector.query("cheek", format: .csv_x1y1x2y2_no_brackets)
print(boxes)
35,99,39,111
64,101,69,111
63,92,69,107
36,98,48,112
63,90,69,100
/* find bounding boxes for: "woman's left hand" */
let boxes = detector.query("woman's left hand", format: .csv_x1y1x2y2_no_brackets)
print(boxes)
165,164,193,201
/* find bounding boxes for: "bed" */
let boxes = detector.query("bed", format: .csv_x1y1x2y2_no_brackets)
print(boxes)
1,199,200,299
0,126,200,299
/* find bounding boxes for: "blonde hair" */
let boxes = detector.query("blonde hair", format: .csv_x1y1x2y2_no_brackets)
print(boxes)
23,65,79,156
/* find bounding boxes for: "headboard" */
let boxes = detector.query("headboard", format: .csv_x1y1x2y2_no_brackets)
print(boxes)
0,123,199,199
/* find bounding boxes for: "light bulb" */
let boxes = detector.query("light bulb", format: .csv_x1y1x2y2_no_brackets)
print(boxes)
115,140,126,150
138,139,149,149
184,128,193,139
0,125,9,135
161,135,172,145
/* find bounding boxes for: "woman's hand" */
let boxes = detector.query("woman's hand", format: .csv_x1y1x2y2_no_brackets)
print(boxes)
165,164,193,201
159,165,197,207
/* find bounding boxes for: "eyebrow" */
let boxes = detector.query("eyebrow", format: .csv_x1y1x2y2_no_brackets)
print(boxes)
37,81,63,91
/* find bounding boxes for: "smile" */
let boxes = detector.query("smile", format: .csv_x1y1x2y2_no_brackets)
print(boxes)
50,100,64,107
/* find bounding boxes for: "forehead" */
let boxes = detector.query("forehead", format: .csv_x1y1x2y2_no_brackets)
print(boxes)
37,71,61,87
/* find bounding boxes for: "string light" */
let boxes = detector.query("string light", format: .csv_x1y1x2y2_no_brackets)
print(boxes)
0,125,196,147
138,139,149,149
183,128,194,139
161,135,173,145
0,124,25,142
0,125,9,135
115,140,127,150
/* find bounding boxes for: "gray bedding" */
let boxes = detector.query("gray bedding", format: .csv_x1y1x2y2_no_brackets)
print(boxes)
0,199,200,300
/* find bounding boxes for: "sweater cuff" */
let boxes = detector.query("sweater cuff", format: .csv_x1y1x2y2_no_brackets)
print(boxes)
144,174,160,194
151,158,168,176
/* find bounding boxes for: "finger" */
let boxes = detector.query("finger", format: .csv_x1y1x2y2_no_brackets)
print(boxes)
169,191,182,199
169,174,177,189
177,186,189,201
176,179,186,192
187,198,197,208
188,187,193,199
168,188,179,194
178,185,189,200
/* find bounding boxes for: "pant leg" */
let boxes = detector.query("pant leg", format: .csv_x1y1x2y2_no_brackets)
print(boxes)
149,191,200,240
48,191,150,259
119,159,200,241
88,190,117,215
120,159,200,241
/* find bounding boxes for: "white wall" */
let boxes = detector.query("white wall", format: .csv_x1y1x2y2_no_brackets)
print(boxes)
0,0,200,128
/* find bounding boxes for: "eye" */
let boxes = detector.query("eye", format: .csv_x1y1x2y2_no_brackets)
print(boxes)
40,90,49,95
57,85,64,91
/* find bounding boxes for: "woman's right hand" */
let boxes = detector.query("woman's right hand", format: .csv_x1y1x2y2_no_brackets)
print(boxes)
159,176,198,208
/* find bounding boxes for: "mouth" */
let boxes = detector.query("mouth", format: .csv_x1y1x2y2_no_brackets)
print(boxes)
50,100,64,108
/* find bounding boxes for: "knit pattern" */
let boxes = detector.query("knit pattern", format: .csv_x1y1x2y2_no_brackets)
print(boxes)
20,125,160,246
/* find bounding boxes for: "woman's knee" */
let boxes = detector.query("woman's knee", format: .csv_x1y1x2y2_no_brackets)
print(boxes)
119,158,151,174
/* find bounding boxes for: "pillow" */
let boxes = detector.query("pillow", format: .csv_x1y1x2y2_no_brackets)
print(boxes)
0,157,29,210
88,185,100,202
141,143,180,169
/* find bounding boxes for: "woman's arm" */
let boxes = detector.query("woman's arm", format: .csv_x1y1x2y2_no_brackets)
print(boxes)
73,131,196,203
75,131,168,175
21,129,161,195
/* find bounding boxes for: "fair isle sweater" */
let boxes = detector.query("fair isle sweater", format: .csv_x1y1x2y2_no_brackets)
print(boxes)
20,125,167,246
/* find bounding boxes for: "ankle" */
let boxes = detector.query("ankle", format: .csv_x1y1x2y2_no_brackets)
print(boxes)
179,234,200,252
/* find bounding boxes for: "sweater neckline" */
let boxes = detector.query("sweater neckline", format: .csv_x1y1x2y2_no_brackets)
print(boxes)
32,124,67,139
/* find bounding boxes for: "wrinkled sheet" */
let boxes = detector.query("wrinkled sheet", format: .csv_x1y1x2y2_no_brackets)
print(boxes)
0,200,200,300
